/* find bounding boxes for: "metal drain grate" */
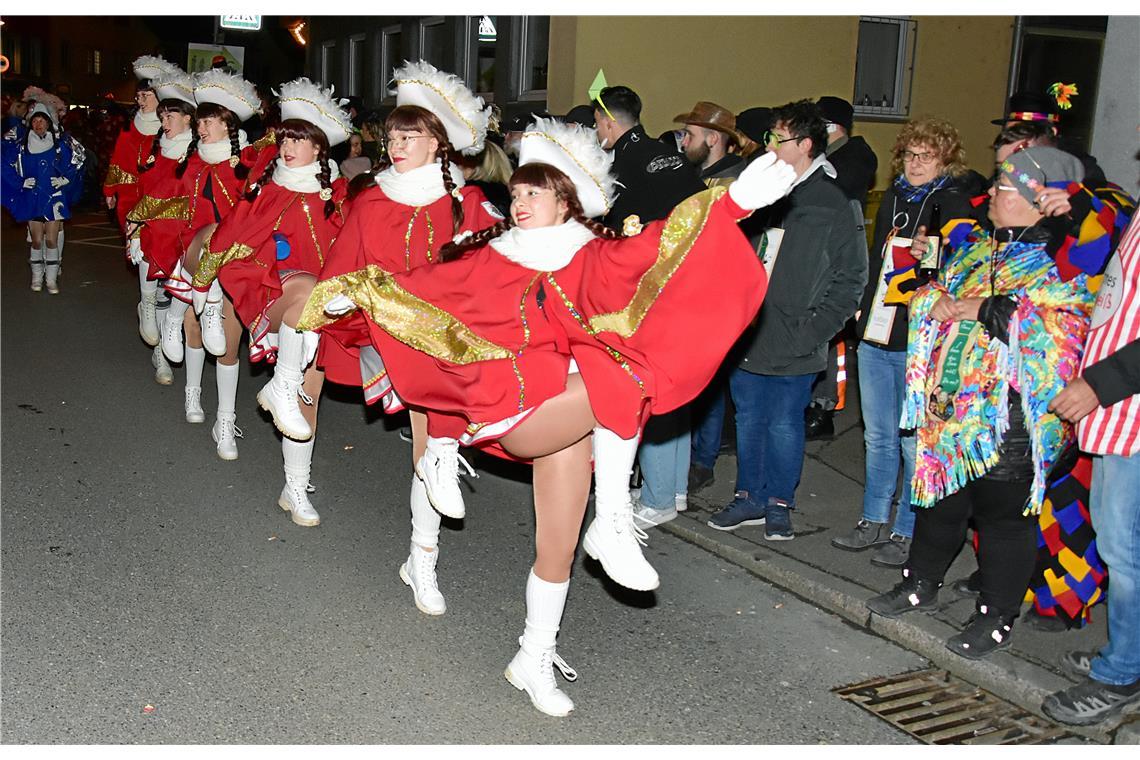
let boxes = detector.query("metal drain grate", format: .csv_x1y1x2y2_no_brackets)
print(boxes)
834,668,1079,744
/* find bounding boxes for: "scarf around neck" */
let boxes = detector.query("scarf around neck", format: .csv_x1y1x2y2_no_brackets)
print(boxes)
894,173,951,204
134,109,161,136
160,130,193,160
273,158,340,194
375,160,465,207
28,131,55,154
198,129,249,165
490,219,596,271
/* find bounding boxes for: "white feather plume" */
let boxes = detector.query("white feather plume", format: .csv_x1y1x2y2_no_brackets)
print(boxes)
392,59,491,155
525,116,618,207
151,69,196,104
274,77,354,146
193,69,261,118
132,54,178,80
22,86,66,119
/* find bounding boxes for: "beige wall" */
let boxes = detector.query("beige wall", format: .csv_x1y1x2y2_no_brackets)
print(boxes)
549,16,1015,189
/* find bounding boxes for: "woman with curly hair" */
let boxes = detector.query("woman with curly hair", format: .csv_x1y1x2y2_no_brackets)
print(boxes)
834,117,986,567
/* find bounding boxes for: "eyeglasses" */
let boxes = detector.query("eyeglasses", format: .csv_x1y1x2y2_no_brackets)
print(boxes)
900,150,936,165
383,134,426,149
763,130,802,147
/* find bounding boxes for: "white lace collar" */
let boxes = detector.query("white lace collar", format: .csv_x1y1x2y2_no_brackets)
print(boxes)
159,130,193,160
28,131,55,154
489,219,596,271
272,158,340,194
374,160,465,207
134,109,161,136
198,129,249,165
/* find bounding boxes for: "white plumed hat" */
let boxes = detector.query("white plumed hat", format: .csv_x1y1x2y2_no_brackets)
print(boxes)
275,77,354,147
192,69,260,122
152,69,196,106
392,60,491,155
519,117,617,219
133,54,178,82
22,86,66,122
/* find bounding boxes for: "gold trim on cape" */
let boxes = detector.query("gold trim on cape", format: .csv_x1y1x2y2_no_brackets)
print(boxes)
298,264,513,364
193,236,254,290
126,194,191,224
588,186,725,337
103,164,137,188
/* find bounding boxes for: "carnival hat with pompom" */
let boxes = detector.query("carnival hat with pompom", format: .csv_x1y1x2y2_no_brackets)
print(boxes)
392,60,491,155
192,69,261,122
519,116,617,219
275,77,354,147
151,69,196,107
22,86,66,123
133,54,179,82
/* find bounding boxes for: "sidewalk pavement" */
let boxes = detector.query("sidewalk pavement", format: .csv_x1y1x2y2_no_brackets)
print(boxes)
657,398,1139,745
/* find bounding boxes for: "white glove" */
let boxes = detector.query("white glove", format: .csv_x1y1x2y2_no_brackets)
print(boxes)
127,237,144,265
728,152,798,211
191,287,209,316
22,177,36,189
324,293,357,316
301,331,320,368
50,176,70,189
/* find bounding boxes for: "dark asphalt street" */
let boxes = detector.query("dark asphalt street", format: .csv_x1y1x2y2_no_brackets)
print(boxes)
1,211,923,744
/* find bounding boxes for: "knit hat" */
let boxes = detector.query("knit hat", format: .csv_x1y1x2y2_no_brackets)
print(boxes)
392,60,492,155
816,96,853,132
735,107,773,145
275,77,354,147
519,116,617,219
998,146,1084,206
192,69,261,122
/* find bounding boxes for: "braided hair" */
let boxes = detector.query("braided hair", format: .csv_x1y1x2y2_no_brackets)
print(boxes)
182,102,249,179
245,118,335,218
139,99,195,173
438,162,617,262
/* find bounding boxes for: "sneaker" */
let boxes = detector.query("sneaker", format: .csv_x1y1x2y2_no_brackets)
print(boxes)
1042,677,1140,726
674,493,688,513
151,345,173,386
945,605,1015,660
633,501,677,527
184,386,205,424
831,519,890,551
871,533,912,567
399,544,446,615
805,404,834,441
764,502,794,541
212,412,242,461
1060,650,1096,678
866,570,941,618
706,493,766,531
687,463,715,493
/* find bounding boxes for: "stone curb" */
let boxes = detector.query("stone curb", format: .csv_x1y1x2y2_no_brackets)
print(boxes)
660,513,1140,745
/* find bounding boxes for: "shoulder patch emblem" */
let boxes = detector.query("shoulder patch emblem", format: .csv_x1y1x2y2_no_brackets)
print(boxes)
482,200,505,220
647,155,683,173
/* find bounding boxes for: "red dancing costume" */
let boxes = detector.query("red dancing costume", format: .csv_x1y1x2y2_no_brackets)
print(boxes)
103,117,158,232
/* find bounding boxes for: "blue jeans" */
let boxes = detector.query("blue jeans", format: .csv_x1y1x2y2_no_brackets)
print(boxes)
731,368,814,507
857,343,916,537
690,370,727,469
1089,454,1140,685
638,407,691,510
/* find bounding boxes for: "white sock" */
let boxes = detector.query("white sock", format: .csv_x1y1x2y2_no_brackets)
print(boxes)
166,295,190,326
591,427,640,515
216,361,239,416
43,245,59,265
426,435,459,456
139,262,157,301
29,244,44,264
185,346,205,389
410,474,441,548
282,437,314,484
523,569,570,651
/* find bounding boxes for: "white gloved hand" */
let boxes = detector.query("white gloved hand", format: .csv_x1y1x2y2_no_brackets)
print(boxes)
301,331,320,368
22,177,36,189
324,293,357,316
728,152,798,211
127,237,144,265
192,287,209,316
50,176,70,189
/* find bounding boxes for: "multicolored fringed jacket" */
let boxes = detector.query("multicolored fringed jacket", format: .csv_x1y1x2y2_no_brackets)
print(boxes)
901,225,1097,514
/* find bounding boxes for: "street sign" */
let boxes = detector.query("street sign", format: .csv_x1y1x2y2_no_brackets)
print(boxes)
220,15,261,31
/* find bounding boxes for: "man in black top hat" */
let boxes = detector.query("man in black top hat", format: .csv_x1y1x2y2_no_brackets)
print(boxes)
993,90,1105,186
592,85,705,229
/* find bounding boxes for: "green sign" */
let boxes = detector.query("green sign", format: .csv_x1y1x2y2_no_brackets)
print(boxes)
220,15,261,31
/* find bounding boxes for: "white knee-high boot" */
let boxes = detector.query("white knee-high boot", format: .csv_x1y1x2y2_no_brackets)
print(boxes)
505,570,577,717
400,474,446,615
416,435,477,519
29,243,45,291
162,296,190,363
280,437,320,527
256,324,313,441
43,244,61,294
212,361,241,460
184,346,206,423
137,260,160,345
199,279,227,356
582,427,660,591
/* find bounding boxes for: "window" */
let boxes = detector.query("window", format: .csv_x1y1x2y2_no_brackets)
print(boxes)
473,15,497,96
419,17,446,68
92,48,101,75
320,40,338,90
518,16,549,100
347,34,366,97
378,25,402,103
29,38,43,77
853,16,916,120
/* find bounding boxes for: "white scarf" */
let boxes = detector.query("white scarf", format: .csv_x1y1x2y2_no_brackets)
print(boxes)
375,160,465,207
198,129,250,165
159,130,193,160
490,219,596,272
134,109,161,136
272,158,341,194
28,131,55,154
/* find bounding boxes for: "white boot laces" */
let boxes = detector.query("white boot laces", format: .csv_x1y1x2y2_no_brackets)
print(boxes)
517,636,578,685
612,506,650,547
415,547,439,586
436,446,479,483
218,415,243,442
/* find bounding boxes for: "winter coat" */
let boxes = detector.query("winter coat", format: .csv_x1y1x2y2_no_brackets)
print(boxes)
1,131,85,222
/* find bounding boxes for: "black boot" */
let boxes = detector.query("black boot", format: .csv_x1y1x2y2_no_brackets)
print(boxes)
805,404,835,441
945,604,1016,660
866,568,941,618
951,570,981,597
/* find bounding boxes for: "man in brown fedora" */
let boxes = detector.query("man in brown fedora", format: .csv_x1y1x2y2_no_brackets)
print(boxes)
674,100,745,188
